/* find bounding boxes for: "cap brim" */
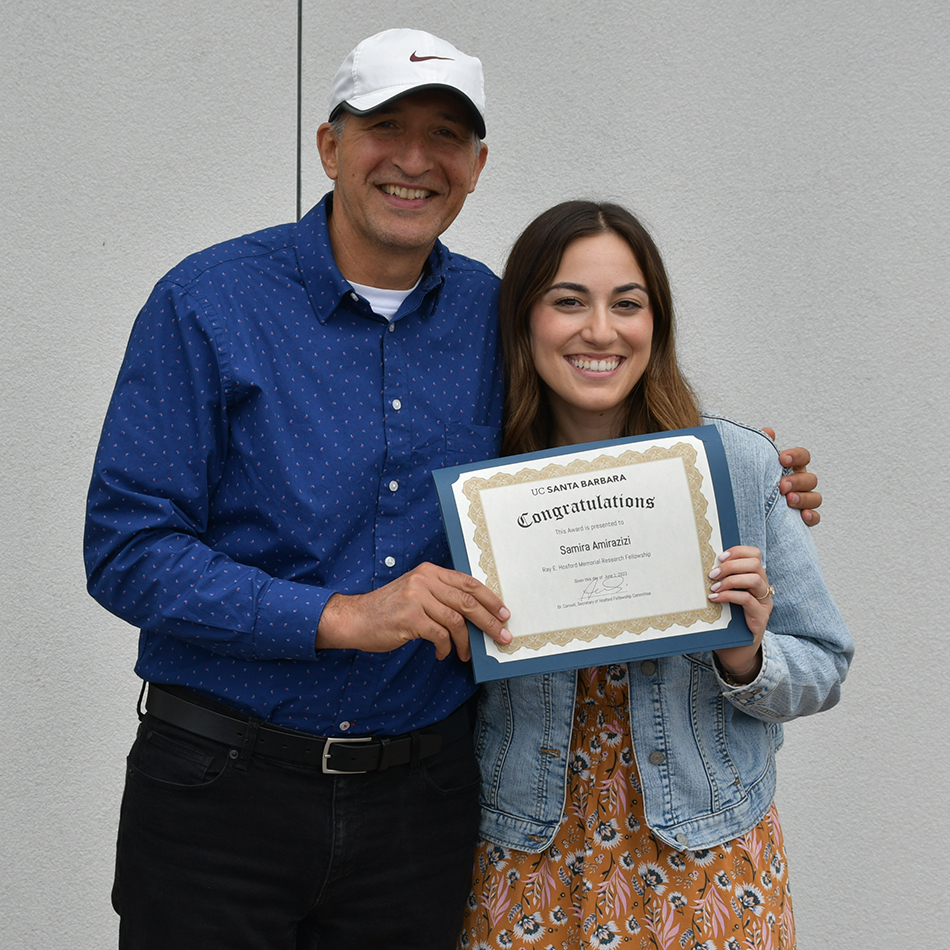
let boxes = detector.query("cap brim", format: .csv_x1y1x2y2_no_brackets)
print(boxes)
330,84,486,139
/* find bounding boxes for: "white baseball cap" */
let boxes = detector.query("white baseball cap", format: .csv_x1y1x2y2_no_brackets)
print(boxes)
328,29,486,139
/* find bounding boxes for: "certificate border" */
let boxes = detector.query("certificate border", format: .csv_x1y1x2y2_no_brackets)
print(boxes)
433,425,753,682
463,441,721,651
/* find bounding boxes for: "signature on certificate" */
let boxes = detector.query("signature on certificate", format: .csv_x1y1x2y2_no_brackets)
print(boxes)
578,573,628,603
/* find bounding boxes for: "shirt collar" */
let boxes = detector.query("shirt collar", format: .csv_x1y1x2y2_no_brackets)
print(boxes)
294,192,447,324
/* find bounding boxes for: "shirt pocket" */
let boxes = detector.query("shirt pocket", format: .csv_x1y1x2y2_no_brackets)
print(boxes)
443,423,502,467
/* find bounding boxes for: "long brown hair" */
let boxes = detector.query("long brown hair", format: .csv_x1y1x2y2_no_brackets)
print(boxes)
500,201,700,455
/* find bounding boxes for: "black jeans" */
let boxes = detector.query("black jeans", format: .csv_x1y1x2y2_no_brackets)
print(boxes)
113,713,481,949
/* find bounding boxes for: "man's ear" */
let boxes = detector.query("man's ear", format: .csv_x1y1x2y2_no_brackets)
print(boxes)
468,141,488,194
316,123,340,181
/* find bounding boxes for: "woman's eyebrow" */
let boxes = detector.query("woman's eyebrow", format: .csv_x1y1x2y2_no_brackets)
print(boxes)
614,283,648,294
542,281,647,294
544,282,588,294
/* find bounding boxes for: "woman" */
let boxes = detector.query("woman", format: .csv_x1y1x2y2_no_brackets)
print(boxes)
458,202,852,949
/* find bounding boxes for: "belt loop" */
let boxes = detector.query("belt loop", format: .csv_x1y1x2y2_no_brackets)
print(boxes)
234,717,261,771
136,681,148,722
409,731,422,769
376,737,393,771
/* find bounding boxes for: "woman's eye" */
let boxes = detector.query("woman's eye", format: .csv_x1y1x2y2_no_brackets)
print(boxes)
616,299,644,312
553,296,582,308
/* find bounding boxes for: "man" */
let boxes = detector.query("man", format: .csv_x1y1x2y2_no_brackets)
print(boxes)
85,29,821,949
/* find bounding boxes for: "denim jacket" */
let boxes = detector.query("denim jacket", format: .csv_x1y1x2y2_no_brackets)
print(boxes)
474,415,853,853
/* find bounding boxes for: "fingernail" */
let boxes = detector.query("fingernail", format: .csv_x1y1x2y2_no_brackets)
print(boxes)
710,581,721,592
718,550,731,561
499,606,511,621
500,628,511,643
708,567,721,579
708,593,719,601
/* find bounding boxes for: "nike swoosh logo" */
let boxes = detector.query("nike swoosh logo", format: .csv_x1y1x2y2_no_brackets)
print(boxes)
409,52,454,62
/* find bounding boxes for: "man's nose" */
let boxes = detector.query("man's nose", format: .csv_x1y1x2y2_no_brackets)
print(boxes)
391,134,433,177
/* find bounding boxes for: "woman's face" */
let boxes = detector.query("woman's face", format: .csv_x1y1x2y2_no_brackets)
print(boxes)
529,231,653,442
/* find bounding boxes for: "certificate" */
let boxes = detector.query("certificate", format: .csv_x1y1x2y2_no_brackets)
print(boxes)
433,426,753,682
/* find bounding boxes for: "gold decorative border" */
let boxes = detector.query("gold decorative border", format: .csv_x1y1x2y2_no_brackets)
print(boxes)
460,442,721,654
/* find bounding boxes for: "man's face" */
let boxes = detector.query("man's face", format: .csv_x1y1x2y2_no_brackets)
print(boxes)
317,89,488,283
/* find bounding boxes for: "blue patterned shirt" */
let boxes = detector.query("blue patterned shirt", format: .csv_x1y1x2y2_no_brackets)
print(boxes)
85,194,503,734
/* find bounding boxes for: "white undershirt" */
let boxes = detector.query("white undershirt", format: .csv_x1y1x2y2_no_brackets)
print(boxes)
348,278,421,322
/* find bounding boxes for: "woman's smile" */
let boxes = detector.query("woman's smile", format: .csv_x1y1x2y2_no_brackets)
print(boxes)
566,354,625,374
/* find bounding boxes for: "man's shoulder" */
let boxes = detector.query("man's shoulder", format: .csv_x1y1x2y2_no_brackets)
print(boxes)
160,220,298,291
439,245,499,286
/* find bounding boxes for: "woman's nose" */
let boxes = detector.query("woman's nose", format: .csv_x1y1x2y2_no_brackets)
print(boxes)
580,306,616,346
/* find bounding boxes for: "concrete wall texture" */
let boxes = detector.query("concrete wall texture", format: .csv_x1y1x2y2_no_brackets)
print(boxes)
3,1,948,946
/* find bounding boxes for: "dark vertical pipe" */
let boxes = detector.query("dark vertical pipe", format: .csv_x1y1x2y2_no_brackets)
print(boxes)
296,0,303,220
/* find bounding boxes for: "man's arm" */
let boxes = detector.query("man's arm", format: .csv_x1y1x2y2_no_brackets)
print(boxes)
86,279,510,664
85,280,332,662
763,428,822,526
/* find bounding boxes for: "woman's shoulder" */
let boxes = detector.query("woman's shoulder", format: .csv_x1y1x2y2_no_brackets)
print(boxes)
699,412,783,470
698,412,786,518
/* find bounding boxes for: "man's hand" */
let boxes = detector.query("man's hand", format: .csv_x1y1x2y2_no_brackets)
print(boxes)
763,428,822,526
316,563,511,661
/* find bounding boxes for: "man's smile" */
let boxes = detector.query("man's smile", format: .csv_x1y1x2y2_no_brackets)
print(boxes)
380,184,434,200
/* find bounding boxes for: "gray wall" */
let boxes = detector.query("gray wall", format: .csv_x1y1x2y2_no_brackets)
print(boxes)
3,1,948,946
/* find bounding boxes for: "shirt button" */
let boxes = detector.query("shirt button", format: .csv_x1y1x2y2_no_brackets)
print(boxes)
388,323,396,333
349,292,359,302
648,751,666,766
339,721,351,732
388,480,399,492
384,556,396,568
675,833,689,846
640,660,657,675
391,398,402,410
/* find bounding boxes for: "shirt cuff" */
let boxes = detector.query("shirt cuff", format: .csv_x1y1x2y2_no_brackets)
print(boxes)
252,577,337,660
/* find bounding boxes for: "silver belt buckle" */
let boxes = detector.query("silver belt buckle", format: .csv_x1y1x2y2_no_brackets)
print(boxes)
321,735,373,774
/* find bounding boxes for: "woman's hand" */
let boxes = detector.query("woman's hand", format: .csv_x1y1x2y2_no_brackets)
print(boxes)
708,546,773,684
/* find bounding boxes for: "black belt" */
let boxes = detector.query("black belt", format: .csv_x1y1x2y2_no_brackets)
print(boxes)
144,685,472,774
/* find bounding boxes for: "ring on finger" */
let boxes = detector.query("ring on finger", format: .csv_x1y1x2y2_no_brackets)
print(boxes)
755,584,775,601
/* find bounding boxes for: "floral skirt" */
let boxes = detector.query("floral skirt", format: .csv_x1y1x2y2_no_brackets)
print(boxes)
458,665,795,950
